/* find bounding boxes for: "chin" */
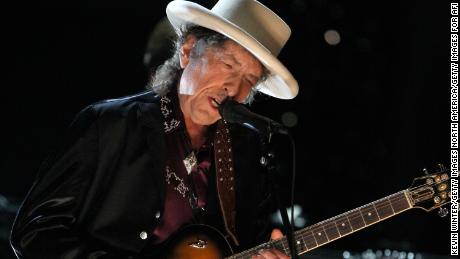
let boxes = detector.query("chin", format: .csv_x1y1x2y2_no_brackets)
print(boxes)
191,114,220,126
191,117,217,126
198,118,219,126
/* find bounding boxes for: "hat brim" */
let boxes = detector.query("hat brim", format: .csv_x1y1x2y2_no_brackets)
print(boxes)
166,1,298,99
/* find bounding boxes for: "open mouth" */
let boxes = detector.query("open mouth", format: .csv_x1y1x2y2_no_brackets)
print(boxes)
209,97,221,109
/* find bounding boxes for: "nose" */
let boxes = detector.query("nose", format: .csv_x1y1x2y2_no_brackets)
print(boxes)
223,77,245,101
223,83,238,98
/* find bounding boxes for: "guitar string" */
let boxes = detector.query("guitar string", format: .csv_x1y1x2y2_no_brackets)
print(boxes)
294,176,450,240
281,194,408,250
279,191,412,256
227,193,407,259
229,193,410,259
295,191,406,235
281,178,450,254
229,177,451,258
265,200,408,258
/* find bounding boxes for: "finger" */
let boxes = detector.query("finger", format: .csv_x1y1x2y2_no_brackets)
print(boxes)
272,248,291,259
257,249,278,259
270,228,284,240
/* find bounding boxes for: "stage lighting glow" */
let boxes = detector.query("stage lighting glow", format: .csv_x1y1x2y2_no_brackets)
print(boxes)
385,249,391,256
324,29,341,45
281,111,298,127
270,204,307,228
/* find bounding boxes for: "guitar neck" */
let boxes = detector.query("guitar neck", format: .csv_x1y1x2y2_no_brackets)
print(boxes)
227,190,413,259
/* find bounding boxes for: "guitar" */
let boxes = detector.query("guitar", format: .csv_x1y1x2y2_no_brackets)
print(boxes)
159,166,451,258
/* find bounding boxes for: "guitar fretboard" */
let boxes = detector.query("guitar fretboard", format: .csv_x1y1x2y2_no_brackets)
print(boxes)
227,190,412,259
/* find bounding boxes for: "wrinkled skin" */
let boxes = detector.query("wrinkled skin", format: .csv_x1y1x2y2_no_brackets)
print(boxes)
177,35,263,149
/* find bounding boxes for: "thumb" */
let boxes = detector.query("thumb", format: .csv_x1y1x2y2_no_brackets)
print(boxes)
270,228,284,240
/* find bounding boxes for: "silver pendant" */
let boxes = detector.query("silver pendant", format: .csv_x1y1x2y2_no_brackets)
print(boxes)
183,152,197,175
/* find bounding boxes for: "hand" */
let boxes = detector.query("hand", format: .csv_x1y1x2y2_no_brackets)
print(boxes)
251,229,290,259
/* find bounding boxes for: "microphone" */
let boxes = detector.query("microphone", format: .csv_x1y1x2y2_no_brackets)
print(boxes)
218,99,288,136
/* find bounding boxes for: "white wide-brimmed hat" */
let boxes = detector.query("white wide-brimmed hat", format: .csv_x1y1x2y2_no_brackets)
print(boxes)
166,0,299,99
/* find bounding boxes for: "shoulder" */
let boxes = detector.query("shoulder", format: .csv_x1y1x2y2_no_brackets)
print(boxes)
91,90,161,117
71,91,164,132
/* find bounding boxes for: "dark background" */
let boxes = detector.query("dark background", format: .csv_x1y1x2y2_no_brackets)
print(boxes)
1,0,453,258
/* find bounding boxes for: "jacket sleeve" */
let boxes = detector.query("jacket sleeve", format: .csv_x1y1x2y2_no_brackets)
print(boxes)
10,105,131,259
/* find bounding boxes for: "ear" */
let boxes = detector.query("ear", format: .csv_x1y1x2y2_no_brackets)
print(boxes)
179,34,197,69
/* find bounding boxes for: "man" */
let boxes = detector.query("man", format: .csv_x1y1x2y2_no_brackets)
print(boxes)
10,0,298,258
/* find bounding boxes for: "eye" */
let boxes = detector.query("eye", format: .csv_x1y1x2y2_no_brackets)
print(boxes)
223,62,233,69
245,76,258,86
246,79,255,86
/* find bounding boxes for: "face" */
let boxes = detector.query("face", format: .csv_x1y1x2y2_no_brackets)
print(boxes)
178,37,263,126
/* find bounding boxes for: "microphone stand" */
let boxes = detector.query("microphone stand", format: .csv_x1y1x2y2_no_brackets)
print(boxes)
218,100,297,257
259,127,298,259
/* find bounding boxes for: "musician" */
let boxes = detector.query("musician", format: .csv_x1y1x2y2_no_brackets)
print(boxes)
10,0,298,258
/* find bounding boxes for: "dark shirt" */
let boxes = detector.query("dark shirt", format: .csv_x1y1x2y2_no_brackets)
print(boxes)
151,92,212,244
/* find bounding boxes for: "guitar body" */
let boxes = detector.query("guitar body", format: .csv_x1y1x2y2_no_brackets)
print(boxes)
160,224,233,259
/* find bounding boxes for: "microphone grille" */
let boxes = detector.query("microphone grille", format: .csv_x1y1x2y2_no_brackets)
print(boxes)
218,99,247,123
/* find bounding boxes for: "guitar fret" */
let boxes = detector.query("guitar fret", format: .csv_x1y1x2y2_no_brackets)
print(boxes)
295,238,304,253
280,239,287,254
347,210,365,231
374,198,394,219
273,239,288,256
372,202,382,220
303,231,318,250
300,235,307,252
311,230,320,247
387,197,396,214
333,220,341,237
389,192,410,213
346,215,353,231
311,225,328,245
277,237,305,255
360,204,379,225
335,217,353,235
323,221,340,240
322,225,330,242
358,210,366,225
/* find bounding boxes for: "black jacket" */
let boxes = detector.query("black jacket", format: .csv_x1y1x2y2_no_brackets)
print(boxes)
10,91,273,258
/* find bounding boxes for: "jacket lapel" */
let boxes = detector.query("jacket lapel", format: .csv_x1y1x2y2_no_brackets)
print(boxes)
138,97,167,209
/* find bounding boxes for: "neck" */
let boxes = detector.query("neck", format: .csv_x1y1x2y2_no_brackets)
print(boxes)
176,89,209,150
183,116,208,150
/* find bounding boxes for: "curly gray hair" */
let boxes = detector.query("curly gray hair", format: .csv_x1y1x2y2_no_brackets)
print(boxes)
147,25,268,104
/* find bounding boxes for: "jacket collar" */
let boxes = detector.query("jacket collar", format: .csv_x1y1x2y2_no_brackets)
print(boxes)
137,92,167,207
